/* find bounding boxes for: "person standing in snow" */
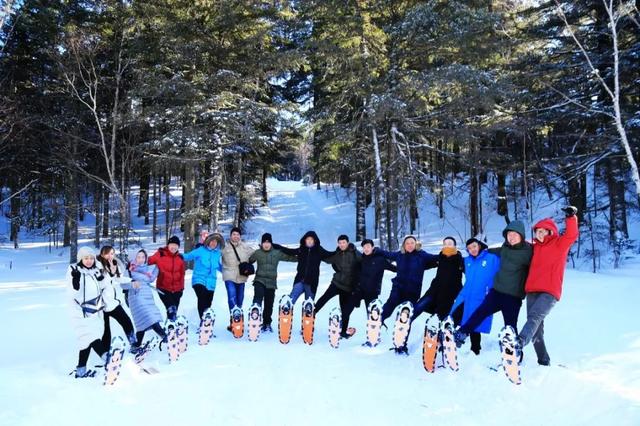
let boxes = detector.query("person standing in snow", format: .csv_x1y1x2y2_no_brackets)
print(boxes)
273,230,335,304
374,235,439,326
183,233,224,320
449,238,500,355
313,235,362,337
221,227,255,317
148,236,186,320
248,233,297,332
97,246,136,349
411,236,464,322
67,246,109,378
455,221,533,347
517,207,579,366
339,239,396,338
124,249,167,351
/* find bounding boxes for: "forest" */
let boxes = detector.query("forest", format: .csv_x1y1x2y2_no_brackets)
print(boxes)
0,0,638,267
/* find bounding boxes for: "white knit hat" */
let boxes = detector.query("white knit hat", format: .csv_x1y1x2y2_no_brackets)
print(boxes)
77,246,96,262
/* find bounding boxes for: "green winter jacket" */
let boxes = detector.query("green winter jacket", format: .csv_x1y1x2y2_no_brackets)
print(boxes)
490,220,533,299
249,248,297,289
324,244,362,292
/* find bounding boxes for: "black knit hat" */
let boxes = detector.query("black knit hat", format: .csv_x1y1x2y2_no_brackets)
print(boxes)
230,226,242,235
261,233,273,244
361,239,375,247
443,236,457,246
168,235,181,246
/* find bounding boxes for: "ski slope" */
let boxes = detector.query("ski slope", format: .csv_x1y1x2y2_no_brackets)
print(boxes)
0,179,638,426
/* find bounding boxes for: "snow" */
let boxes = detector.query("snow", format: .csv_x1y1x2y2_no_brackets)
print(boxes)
0,178,639,425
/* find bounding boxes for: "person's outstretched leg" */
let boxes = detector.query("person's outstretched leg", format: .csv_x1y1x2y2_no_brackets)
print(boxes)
314,284,339,313
289,282,305,304
224,281,238,311
380,286,402,325
411,294,434,322
263,288,275,327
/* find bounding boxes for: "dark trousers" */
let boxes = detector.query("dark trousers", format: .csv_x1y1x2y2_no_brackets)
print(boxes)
315,284,352,333
158,290,183,320
411,294,437,321
252,282,276,326
135,322,167,346
78,338,107,368
102,304,135,348
193,284,214,320
381,285,420,324
451,303,481,354
460,289,522,334
342,289,377,334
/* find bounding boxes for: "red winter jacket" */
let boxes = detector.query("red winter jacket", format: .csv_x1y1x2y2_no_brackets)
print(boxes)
148,247,185,293
524,216,579,300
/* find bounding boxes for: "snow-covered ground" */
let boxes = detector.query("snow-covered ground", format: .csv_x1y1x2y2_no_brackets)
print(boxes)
0,179,639,425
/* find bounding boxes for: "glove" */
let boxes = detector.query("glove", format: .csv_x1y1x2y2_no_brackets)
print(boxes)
71,267,81,290
562,206,578,217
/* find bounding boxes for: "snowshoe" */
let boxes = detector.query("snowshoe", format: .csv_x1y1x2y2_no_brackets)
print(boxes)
278,295,294,344
163,318,180,363
328,307,342,349
422,315,440,373
301,298,315,345
247,303,263,342
364,299,383,347
198,308,215,346
133,337,159,365
175,315,189,354
391,302,413,353
103,336,126,386
230,306,244,339
441,316,459,371
499,326,522,385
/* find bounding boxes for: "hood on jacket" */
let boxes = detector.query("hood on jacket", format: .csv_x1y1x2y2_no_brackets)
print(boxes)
502,220,526,241
532,218,558,236
299,230,321,248
204,233,225,249
400,235,422,253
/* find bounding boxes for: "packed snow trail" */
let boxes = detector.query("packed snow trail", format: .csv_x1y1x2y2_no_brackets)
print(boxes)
0,179,638,425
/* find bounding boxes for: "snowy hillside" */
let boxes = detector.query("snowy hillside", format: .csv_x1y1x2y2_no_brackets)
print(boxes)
0,179,639,426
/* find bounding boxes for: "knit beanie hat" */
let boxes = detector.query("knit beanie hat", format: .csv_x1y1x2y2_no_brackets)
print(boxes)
168,235,181,246
77,246,96,262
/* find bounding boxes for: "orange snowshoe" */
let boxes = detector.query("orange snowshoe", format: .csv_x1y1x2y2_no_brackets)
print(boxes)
301,298,315,345
278,295,294,344
230,306,244,339
422,315,440,373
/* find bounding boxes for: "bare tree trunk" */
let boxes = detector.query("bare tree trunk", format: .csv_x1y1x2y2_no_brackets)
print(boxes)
497,172,510,224
355,174,366,241
138,164,150,224
183,163,197,253
261,163,269,206
210,152,223,232
371,125,387,249
164,171,170,240
9,179,20,248
102,189,109,239
234,154,246,228
94,183,102,248
152,172,158,243
606,156,628,242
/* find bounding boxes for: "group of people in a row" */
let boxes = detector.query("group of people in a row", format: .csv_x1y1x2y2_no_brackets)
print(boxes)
67,207,578,377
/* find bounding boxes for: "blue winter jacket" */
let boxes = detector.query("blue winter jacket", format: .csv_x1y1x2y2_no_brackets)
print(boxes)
183,245,223,291
450,249,500,334
375,248,438,299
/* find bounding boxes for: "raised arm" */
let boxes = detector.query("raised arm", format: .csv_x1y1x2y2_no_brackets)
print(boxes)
421,251,439,269
557,212,579,250
272,243,299,257
373,247,400,262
